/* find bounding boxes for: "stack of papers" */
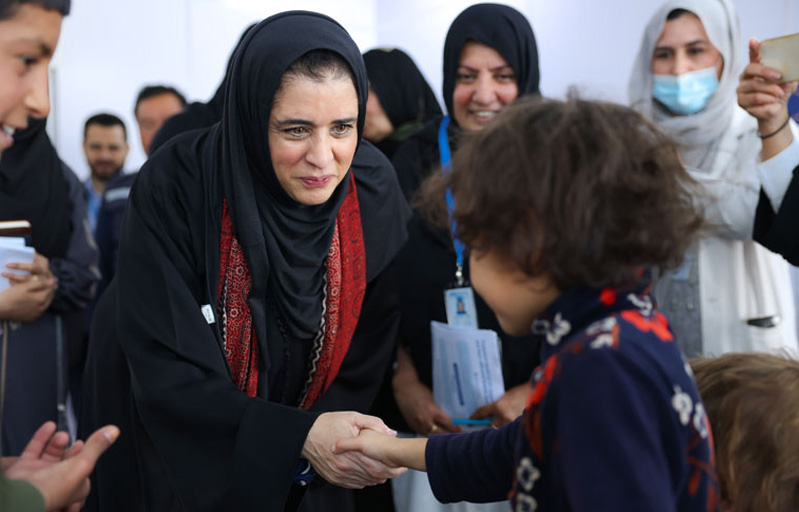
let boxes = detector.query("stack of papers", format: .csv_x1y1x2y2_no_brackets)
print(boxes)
431,321,505,427
0,237,34,292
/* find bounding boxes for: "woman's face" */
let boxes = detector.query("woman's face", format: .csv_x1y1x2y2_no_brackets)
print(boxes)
452,41,518,131
363,86,393,142
651,13,723,79
0,4,62,158
268,73,359,205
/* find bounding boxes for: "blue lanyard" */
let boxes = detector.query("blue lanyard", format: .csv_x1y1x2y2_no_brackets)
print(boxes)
438,116,466,286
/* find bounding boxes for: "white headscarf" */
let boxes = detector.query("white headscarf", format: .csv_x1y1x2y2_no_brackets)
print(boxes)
628,0,741,167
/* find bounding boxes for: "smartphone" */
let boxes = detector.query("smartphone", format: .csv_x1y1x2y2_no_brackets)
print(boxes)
760,33,799,83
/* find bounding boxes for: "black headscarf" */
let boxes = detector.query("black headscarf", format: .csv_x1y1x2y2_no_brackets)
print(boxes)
209,11,388,344
148,24,256,155
442,3,540,122
363,48,442,130
0,118,71,258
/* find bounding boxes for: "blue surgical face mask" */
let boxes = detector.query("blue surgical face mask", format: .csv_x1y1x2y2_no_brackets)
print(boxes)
652,66,719,115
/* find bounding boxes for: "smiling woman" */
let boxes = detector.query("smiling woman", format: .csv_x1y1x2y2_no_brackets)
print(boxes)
386,4,542,512
80,10,411,512
628,0,799,358
268,52,359,205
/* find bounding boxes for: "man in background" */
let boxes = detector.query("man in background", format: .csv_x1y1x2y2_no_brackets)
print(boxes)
93,85,186,301
133,85,186,156
82,113,128,235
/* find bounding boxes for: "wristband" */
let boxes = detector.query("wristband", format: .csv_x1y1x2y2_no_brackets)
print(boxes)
758,116,791,139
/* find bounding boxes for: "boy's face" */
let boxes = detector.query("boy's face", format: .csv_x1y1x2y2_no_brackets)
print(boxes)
469,247,560,336
0,4,62,160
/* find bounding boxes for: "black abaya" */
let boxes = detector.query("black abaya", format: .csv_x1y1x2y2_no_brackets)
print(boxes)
81,11,409,512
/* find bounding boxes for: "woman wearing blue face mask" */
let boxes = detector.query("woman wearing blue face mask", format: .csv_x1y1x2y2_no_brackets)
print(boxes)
628,0,799,358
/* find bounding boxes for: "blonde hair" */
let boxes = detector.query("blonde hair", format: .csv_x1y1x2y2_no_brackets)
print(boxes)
691,353,799,512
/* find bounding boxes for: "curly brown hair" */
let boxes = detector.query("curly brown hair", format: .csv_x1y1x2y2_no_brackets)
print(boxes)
691,353,799,512
419,96,705,289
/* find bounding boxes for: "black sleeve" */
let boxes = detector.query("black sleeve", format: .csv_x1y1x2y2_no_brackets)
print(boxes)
754,164,799,265
311,257,401,414
116,167,317,511
48,163,99,314
425,418,520,503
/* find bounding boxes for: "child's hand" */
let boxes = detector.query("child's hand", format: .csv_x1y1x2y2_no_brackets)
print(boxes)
470,383,528,427
334,430,427,472
301,412,406,489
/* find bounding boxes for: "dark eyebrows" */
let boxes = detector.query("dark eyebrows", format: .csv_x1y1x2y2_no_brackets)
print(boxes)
457,64,515,73
654,40,709,52
38,42,53,58
274,117,357,126
275,119,314,127
12,38,53,57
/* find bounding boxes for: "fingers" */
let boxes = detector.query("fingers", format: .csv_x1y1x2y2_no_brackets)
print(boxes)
470,402,496,420
740,62,783,83
18,422,57,460
431,410,459,434
332,435,367,456
353,413,396,436
738,79,786,101
73,426,119,474
40,431,71,463
2,273,57,292
782,81,799,95
748,37,761,64
65,440,85,459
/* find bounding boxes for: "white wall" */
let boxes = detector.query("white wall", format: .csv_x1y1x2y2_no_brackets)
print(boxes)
49,0,798,180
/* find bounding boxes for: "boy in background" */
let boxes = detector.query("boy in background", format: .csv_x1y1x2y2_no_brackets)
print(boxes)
692,353,799,512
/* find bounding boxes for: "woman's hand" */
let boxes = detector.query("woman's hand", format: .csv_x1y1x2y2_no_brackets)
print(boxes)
738,38,798,159
470,383,529,427
301,411,407,489
393,346,460,436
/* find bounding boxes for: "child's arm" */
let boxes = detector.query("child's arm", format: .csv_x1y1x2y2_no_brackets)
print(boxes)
336,418,521,504
333,430,427,471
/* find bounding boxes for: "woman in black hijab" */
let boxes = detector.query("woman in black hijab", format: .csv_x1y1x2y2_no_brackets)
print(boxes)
89,11,409,511
362,48,441,160
388,5,541,511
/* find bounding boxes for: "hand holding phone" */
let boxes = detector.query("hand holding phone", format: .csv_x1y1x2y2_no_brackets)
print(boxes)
760,33,799,83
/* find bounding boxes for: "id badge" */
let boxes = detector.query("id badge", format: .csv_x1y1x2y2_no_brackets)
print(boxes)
444,287,479,329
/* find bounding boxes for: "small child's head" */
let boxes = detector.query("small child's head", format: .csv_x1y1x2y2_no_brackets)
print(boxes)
423,97,703,334
691,353,799,512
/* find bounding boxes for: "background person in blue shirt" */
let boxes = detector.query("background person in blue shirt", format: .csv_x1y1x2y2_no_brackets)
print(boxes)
335,96,719,511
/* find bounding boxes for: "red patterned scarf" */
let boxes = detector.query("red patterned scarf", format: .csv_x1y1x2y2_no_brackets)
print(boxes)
217,174,366,407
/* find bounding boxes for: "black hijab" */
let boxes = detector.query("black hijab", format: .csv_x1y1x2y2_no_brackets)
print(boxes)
148,24,256,155
207,11,404,343
363,48,442,131
0,118,71,258
442,3,540,123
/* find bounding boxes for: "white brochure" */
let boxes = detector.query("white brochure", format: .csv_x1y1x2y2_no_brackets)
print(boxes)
431,321,505,427
0,237,34,292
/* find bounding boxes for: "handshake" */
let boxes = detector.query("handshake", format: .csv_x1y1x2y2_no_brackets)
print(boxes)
302,411,428,488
